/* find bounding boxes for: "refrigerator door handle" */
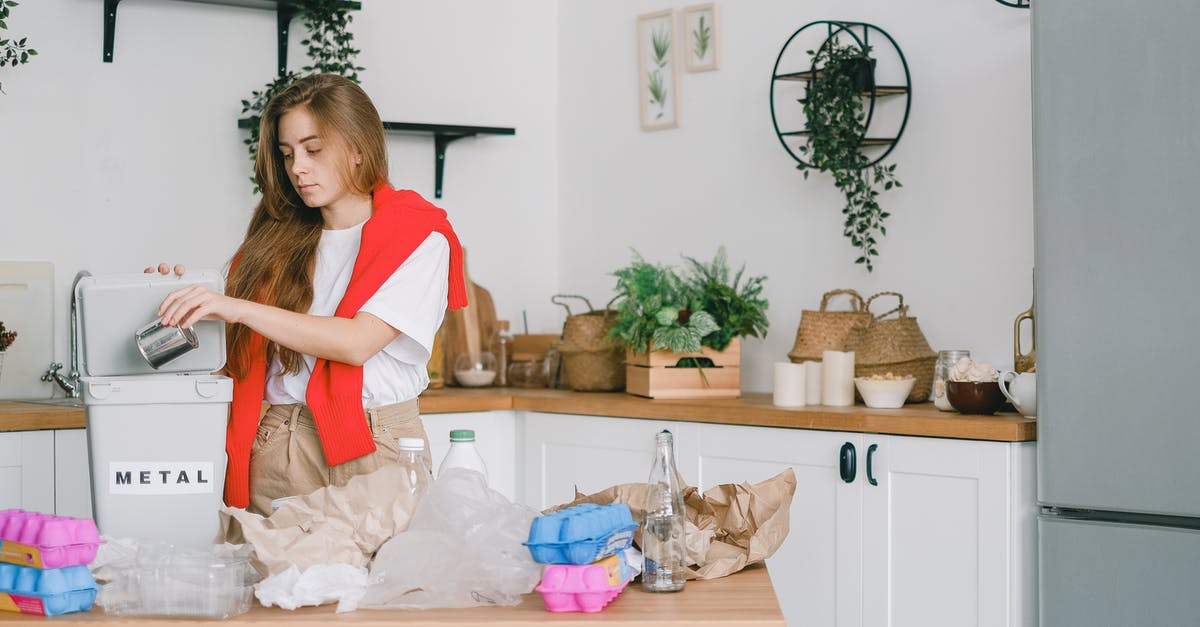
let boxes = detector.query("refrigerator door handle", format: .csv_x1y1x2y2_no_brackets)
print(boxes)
867,443,879,486
840,442,857,483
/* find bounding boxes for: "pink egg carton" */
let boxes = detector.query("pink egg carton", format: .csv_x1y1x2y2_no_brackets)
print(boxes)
536,553,631,613
0,510,101,569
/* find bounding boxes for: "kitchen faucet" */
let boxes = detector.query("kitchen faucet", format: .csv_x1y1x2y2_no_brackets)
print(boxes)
41,270,91,398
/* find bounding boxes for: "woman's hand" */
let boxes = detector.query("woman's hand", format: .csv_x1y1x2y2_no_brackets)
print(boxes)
144,263,187,276
158,284,246,329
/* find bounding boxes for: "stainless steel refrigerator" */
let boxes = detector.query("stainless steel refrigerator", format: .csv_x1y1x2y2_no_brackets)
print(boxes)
1034,0,1200,624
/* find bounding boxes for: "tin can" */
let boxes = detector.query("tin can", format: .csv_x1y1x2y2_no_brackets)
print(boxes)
134,319,199,369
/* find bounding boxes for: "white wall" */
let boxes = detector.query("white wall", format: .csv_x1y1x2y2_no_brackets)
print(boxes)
558,1,1034,392
0,0,559,375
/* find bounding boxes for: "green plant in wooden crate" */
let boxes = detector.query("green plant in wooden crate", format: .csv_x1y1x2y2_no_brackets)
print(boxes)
798,40,901,272
608,248,768,356
0,0,38,95
240,0,364,190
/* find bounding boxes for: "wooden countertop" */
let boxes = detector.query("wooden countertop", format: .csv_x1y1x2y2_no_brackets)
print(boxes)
0,563,783,626
0,388,1036,442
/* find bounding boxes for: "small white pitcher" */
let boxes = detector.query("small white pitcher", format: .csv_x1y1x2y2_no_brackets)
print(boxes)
998,371,1036,418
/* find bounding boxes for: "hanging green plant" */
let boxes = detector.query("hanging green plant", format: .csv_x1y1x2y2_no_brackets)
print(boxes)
798,40,901,272
0,0,38,95
240,0,364,190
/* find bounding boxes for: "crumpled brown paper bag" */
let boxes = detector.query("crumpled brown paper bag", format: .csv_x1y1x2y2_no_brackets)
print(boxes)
550,467,796,580
219,464,417,577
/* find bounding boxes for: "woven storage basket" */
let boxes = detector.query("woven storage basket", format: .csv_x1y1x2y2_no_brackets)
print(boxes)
554,295,626,392
843,292,936,403
788,289,872,363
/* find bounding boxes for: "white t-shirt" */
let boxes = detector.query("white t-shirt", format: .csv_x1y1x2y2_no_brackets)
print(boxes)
263,224,450,407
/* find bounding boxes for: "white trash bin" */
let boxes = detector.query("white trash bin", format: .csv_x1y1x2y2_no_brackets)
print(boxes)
76,271,231,548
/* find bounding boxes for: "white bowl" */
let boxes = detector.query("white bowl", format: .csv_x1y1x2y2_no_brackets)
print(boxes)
854,377,916,409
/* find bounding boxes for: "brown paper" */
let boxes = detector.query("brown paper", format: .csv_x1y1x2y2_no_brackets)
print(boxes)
550,467,796,580
219,464,418,577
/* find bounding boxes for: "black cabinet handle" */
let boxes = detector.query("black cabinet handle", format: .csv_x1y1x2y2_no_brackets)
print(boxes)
839,442,857,483
867,443,878,486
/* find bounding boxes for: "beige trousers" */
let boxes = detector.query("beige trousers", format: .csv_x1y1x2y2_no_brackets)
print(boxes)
247,399,432,516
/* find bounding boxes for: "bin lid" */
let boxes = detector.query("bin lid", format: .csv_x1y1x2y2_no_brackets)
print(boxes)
76,271,227,377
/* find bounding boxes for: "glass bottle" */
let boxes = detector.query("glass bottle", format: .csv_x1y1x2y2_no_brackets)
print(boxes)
933,350,972,411
396,437,433,501
642,429,687,593
437,429,489,485
492,320,512,387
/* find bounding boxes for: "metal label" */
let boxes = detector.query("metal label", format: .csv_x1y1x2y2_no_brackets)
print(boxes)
108,462,215,495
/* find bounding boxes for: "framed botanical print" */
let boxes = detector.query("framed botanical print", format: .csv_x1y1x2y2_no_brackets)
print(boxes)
637,9,679,131
683,3,719,72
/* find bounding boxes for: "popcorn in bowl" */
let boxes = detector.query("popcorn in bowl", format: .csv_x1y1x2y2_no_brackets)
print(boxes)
949,357,999,383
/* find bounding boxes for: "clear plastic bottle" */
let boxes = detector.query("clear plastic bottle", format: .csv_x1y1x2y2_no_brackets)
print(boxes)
397,437,433,501
493,320,512,387
437,429,489,485
642,429,687,593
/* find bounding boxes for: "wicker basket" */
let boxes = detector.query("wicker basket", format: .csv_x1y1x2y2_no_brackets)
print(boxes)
843,292,936,403
554,295,626,392
788,289,872,363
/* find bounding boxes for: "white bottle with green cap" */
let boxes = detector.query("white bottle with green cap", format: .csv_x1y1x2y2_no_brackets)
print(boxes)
438,429,489,484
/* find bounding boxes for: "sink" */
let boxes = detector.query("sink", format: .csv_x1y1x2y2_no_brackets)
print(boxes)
16,397,86,408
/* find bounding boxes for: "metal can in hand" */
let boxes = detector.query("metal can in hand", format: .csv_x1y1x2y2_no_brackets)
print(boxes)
134,319,199,369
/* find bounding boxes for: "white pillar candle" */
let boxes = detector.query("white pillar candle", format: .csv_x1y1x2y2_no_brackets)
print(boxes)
804,361,823,405
773,362,807,407
821,350,856,406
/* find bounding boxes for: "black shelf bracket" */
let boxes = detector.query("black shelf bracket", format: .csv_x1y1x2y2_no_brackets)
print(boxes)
238,119,516,199
102,0,360,75
994,0,1030,7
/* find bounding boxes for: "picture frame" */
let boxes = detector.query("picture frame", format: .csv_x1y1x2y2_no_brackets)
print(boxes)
683,3,719,72
637,9,679,131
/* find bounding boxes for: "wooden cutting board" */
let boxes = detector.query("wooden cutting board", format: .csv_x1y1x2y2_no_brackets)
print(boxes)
437,249,497,386
0,261,55,399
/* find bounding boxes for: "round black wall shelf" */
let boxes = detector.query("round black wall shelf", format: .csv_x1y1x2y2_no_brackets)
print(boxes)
769,21,911,169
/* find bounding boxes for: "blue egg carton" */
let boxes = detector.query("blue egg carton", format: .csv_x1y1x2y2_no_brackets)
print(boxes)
524,503,637,565
0,563,98,616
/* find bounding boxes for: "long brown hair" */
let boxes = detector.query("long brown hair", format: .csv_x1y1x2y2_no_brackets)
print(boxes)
225,74,389,378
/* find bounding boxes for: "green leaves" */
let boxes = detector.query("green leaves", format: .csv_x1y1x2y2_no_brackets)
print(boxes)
0,0,35,94
796,40,900,272
608,247,768,354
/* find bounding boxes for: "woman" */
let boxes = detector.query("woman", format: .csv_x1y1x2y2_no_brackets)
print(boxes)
154,74,467,515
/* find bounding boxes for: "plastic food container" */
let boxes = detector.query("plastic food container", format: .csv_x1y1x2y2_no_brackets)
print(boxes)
0,510,101,569
96,543,256,619
536,553,631,613
525,503,637,565
0,563,98,616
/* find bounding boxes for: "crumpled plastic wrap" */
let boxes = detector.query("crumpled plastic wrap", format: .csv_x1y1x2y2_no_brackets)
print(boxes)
358,468,542,609
254,563,369,612
550,467,796,580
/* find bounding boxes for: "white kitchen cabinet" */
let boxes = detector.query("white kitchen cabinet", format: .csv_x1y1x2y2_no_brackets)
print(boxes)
54,428,93,519
520,412,699,511
697,424,865,627
421,410,519,503
0,430,55,513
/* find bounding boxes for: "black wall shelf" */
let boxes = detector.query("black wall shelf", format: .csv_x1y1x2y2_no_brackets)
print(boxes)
103,0,361,75
769,21,912,169
238,118,516,199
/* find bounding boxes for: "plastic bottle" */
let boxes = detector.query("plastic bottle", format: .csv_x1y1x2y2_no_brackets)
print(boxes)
493,320,512,387
397,437,433,501
437,429,489,484
641,429,687,593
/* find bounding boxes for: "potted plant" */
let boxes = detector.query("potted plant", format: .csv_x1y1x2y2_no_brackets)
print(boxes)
608,248,768,398
798,40,901,273
240,0,364,190
0,0,38,95
0,321,16,382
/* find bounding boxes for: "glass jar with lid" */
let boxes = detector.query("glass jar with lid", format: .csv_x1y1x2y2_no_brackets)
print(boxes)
933,350,971,411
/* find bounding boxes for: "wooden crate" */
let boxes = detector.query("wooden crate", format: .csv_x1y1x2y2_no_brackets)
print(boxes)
625,338,740,399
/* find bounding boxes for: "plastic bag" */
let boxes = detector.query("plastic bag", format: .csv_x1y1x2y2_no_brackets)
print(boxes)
359,468,542,609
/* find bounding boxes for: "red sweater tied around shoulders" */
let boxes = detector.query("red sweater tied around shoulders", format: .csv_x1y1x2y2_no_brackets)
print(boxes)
223,183,467,508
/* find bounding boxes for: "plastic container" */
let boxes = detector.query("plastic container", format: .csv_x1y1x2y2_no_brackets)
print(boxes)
96,543,255,618
0,510,101,569
438,429,489,484
524,503,637,565
0,563,98,616
536,553,631,613
75,272,232,548
397,437,433,501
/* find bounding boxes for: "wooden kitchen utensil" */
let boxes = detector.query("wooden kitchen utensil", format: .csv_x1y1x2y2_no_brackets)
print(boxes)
437,248,497,386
